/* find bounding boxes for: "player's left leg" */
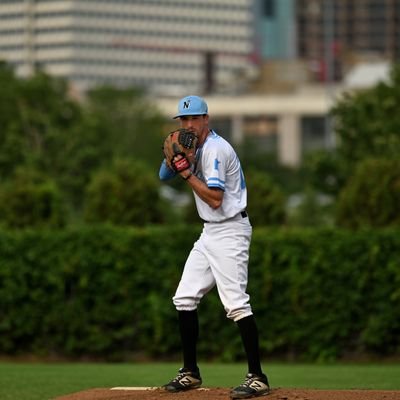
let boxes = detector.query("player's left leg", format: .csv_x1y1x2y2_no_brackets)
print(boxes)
230,315,270,398
204,219,270,398
178,309,199,374
236,315,263,376
203,218,253,321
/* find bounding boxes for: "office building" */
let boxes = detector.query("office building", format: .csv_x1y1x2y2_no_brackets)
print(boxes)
0,0,258,94
296,0,400,81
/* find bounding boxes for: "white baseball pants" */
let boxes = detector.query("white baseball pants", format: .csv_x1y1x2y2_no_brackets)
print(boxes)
173,215,253,322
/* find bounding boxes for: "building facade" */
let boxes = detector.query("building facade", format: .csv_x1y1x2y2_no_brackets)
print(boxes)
1,0,395,166
296,0,400,81
255,0,296,60
0,0,258,94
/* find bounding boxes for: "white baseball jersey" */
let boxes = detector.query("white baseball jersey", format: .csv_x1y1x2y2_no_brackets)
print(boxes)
193,130,247,222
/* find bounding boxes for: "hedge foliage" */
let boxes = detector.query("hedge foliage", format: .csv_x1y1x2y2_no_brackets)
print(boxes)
0,225,399,362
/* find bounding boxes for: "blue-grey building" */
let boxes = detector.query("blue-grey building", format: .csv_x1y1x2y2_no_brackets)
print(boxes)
255,0,296,60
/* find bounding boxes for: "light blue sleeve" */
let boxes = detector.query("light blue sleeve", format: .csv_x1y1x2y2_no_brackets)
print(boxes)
159,159,176,181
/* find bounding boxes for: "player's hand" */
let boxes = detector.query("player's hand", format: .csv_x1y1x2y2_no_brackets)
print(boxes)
172,155,193,180
172,154,190,173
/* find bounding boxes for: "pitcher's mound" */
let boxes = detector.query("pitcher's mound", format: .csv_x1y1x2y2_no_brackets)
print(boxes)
53,387,400,400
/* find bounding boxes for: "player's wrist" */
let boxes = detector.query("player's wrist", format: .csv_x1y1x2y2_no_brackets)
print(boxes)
182,171,193,180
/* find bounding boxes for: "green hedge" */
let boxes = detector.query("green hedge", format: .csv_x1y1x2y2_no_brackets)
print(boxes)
0,225,399,362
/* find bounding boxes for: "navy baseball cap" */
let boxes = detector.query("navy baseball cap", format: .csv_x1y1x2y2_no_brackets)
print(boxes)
173,95,208,119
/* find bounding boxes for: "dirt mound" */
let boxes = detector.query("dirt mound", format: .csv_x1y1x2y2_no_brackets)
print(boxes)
53,387,400,400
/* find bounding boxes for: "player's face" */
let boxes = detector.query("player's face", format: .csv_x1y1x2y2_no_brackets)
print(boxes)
179,115,209,141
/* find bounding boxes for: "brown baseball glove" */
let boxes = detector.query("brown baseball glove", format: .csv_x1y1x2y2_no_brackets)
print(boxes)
162,129,198,172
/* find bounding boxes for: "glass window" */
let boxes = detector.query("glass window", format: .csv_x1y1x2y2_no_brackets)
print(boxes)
263,0,275,18
301,116,327,153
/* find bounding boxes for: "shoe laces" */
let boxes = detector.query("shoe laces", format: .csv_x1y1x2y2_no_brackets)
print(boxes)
241,374,261,388
173,369,190,382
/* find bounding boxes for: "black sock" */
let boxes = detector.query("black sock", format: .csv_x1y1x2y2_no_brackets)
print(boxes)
178,310,199,373
236,315,263,376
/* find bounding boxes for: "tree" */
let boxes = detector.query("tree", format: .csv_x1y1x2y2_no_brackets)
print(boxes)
0,167,66,229
0,65,168,224
0,61,19,133
303,150,347,197
85,86,166,171
0,65,96,208
0,62,28,177
246,169,286,226
336,158,400,229
331,63,400,169
84,158,165,226
304,63,400,218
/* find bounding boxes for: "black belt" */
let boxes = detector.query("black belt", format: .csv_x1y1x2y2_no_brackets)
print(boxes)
202,210,247,224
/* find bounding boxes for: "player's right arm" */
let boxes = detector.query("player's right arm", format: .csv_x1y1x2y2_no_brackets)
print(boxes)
185,176,223,209
170,153,223,209
184,141,225,209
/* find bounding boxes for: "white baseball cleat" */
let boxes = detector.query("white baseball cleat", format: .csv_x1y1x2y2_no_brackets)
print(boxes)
230,373,270,399
163,367,202,392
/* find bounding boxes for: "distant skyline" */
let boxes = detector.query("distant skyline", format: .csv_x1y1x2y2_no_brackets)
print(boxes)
0,0,257,94
0,0,397,93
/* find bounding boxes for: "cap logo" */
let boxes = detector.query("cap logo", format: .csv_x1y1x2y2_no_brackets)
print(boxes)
183,100,190,109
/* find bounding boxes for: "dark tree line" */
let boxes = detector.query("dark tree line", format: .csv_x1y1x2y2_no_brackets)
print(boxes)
1,60,400,229
0,61,166,227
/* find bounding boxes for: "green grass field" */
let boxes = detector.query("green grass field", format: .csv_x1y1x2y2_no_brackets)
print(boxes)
0,362,399,400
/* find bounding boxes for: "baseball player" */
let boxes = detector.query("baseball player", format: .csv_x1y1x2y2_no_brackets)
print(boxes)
159,95,270,399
